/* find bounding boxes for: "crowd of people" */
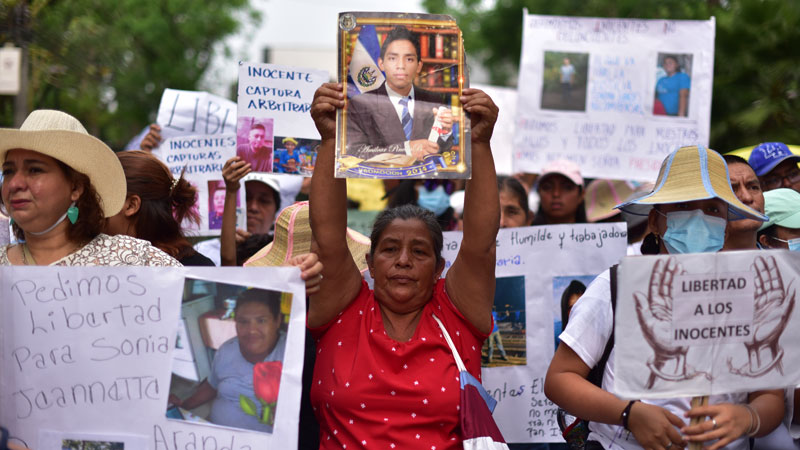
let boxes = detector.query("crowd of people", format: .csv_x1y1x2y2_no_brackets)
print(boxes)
1,53,799,450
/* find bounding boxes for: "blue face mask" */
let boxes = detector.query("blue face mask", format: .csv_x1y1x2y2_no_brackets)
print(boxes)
660,209,727,254
418,185,451,217
770,236,800,252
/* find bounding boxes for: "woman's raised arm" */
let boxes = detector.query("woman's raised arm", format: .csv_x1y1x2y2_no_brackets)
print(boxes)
307,83,363,328
445,89,500,335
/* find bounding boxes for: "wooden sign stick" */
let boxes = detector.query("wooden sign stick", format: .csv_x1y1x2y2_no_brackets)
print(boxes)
688,395,709,450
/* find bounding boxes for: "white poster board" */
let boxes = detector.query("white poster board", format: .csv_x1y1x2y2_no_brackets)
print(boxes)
513,13,715,181
0,45,22,95
615,251,800,399
0,266,305,449
442,224,627,442
156,89,237,141
237,62,328,175
152,135,243,236
473,84,517,176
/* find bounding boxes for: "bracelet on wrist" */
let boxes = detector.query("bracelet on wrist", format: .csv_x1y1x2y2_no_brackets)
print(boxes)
621,400,638,431
743,404,761,437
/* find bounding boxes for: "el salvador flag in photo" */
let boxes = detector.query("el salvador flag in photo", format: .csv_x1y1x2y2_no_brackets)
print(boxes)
348,24,385,97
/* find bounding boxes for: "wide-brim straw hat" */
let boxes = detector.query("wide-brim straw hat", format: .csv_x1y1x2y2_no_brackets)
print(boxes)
0,110,125,217
585,179,636,222
244,201,371,272
616,145,767,221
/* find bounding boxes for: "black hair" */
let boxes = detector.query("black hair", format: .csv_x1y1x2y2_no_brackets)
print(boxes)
498,176,530,217
236,233,274,266
560,280,586,329
370,204,443,265
756,224,779,247
662,54,681,70
722,154,750,167
234,287,281,320
380,26,421,61
250,124,266,132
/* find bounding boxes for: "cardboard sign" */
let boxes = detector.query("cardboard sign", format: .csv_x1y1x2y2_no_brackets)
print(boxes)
441,224,627,442
335,11,471,179
152,135,243,236
0,266,306,449
237,62,327,175
156,89,237,141
615,251,800,399
514,14,715,181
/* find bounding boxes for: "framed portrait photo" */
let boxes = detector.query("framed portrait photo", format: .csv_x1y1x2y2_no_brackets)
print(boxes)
335,11,471,179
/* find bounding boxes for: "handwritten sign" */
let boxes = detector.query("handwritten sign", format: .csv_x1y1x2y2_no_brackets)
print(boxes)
514,14,715,181
441,224,627,442
152,135,243,236
237,62,327,175
0,266,306,450
615,251,800,399
156,89,237,141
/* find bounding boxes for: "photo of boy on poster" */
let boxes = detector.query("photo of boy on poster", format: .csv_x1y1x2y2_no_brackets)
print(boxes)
207,180,226,230
237,117,275,173
337,12,469,179
540,51,589,112
482,275,526,367
168,281,290,434
273,136,319,175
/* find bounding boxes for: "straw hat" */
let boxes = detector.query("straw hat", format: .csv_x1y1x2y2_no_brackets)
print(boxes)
0,110,125,217
585,179,635,222
244,201,371,272
616,145,767,221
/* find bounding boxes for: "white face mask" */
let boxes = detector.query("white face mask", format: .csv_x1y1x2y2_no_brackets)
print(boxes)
25,202,77,236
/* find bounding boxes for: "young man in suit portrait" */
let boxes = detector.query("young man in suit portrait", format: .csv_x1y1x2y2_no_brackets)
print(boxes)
346,26,454,162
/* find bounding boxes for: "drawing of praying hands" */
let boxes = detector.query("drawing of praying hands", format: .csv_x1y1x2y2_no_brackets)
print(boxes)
728,255,795,377
634,257,709,388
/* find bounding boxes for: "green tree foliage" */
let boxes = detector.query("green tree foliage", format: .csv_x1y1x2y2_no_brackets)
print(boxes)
1,0,256,149
424,0,800,151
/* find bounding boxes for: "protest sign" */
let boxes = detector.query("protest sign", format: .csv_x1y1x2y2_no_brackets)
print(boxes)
615,251,800,399
156,89,237,141
441,224,627,442
514,14,715,181
473,84,517,176
151,134,243,236
237,62,327,175
335,11,471,179
0,266,306,449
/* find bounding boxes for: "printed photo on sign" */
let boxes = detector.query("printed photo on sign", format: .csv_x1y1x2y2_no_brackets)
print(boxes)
482,276,526,368
653,53,692,117
167,278,293,434
552,275,596,350
273,136,319,175
237,117,275,173
540,51,589,112
336,11,471,179
62,439,124,450
207,180,227,230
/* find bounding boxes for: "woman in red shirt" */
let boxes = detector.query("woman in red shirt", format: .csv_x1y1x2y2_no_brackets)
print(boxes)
308,83,500,449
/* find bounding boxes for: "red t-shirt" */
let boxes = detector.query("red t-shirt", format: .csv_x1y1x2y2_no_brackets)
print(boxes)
309,279,489,449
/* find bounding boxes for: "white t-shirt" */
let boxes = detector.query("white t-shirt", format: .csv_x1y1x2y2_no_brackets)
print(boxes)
559,269,749,450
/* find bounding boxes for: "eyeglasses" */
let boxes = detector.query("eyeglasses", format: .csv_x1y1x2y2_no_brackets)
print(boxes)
761,167,800,190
